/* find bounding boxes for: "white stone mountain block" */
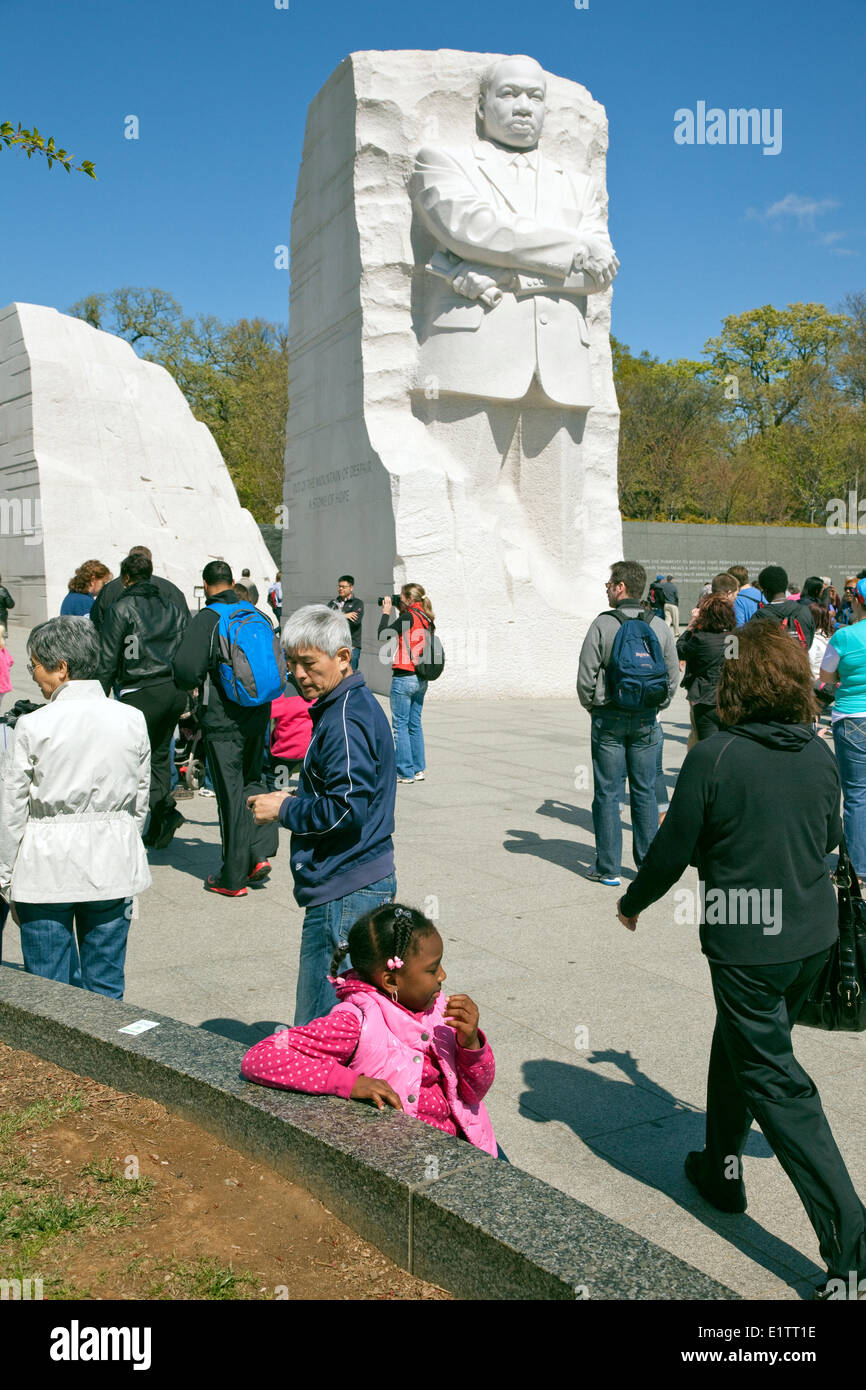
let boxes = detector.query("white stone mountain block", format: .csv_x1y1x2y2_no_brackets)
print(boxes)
0,302,274,625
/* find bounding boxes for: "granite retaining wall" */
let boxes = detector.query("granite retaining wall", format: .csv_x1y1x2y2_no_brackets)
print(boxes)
0,966,737,1301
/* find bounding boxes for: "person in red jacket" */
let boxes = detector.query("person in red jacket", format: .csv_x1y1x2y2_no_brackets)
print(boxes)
378,584,434,784
266,682,313,790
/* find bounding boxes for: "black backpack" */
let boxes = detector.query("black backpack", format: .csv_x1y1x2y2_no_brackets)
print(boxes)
411,611,446,682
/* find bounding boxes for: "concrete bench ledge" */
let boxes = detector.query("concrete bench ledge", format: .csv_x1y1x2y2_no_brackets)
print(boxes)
0,967,737,1300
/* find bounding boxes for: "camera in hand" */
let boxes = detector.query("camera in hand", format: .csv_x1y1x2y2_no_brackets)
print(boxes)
377,594,402,608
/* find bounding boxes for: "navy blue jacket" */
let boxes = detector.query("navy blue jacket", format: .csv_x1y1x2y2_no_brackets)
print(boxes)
278,673,396,906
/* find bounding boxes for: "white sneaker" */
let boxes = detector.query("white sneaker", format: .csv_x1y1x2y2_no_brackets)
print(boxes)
414,771,425,781
397,777,415,784
199,788,216,798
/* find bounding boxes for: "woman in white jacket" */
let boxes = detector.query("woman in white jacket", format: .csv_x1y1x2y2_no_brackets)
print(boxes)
0,617,151,998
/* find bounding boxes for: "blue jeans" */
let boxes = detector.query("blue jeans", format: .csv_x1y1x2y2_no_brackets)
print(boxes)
350,647,361,673
390,675,428,778
590,711,662,877
17,898,132,999
655,724,668,813
294,872,396,1025
833,717,866,878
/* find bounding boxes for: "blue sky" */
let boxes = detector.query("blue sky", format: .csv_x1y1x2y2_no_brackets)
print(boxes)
1,0,863,362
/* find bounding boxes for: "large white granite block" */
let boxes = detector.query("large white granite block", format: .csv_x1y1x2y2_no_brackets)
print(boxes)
0,302,275,624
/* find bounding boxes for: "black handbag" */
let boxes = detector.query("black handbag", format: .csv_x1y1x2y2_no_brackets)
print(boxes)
797,839,866,1032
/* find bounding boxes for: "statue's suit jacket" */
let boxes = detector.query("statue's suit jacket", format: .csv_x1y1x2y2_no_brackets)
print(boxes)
410,139,614,408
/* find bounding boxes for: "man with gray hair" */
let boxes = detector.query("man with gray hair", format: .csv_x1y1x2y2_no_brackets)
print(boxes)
249,605,396,1024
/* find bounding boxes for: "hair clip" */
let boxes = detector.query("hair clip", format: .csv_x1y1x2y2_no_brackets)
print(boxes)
387,957,404,971
393,907,412,920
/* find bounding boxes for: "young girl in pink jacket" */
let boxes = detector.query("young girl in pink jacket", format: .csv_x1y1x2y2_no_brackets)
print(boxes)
241,902,498,1156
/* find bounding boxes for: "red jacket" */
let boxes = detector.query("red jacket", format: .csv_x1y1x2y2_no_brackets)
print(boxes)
270,693,313,760
381,604,431,673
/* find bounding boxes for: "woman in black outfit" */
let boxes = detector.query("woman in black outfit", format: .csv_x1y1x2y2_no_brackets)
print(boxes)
617,621,866,1300
677,593,737,742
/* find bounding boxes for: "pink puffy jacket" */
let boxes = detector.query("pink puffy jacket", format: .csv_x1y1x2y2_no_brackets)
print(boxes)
331,974,497,1157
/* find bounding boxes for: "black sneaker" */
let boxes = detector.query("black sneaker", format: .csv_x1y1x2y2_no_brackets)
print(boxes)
684,1150,747,1214
151,808,185,851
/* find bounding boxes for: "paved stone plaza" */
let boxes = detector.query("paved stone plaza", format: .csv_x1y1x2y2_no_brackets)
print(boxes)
3,621,864,1300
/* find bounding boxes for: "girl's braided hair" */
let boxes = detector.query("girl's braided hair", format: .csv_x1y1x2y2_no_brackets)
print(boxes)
330,902,436,979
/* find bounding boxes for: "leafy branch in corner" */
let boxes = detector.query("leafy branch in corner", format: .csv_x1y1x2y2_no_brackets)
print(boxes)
1,121,96,178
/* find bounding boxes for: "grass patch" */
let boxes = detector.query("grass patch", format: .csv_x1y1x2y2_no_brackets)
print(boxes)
80,1157,154,1197
146,1256,258,1301
0,1093,83,1145
1,1190,98,1245
0,1155,28,1184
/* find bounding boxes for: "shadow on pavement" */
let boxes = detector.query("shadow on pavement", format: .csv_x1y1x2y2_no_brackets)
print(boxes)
503,827,637,882
536,799,594,833
200,1017,286,1046
518,1048,821,1297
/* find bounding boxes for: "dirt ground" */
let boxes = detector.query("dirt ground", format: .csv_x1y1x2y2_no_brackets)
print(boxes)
0,1040,450,1300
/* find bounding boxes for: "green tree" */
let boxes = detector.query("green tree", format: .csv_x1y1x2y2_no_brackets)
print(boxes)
838,291,866,406
1,121,95,177
702,302,846,438
613,338,727,520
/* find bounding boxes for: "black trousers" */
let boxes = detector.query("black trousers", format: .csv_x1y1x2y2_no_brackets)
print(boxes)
121,682,187,831
204,707,278,890
705,949,866,1278
264,754,302,792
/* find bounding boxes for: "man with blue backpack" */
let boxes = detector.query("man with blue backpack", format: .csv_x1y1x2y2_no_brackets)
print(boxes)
173,560,286,896
577,560,680,887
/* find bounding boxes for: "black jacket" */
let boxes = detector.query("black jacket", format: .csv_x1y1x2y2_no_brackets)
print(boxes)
172,590,268,736
620,722,842,966
90,573,189,632
327,596,364,646
749,599,815,650
0,585,14,626
676,628,729,706
97,581,189,693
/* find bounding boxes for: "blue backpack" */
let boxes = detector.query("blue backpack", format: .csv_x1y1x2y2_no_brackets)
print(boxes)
605,610,669,711
212,601,288,707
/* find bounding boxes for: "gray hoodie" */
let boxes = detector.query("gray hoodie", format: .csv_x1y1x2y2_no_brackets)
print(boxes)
577,599,680,713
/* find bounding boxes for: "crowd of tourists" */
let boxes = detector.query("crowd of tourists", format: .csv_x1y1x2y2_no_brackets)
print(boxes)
0,553,440,1005
0,547,864,1296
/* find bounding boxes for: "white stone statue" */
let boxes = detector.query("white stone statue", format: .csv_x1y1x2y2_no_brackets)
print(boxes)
282,51,623,698
411,54,619,408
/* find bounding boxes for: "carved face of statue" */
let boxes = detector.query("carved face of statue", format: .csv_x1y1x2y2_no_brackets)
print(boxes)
478,58,547,150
